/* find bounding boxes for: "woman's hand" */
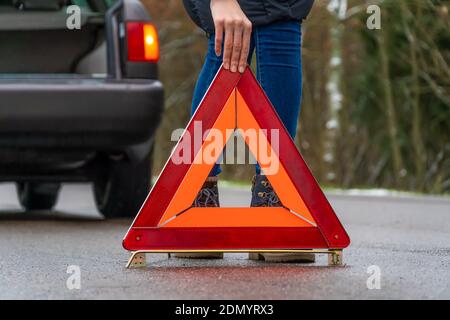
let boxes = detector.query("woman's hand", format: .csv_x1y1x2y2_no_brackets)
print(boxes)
210,0,252,73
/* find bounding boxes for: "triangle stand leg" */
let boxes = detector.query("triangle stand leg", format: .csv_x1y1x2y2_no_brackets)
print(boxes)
328,249,343,266
126,249,345,268
127,252,146,268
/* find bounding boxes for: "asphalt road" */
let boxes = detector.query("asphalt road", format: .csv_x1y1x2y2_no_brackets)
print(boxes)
0,183,449,299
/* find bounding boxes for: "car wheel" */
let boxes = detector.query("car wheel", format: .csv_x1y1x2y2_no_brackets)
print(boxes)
16,182,61,211
93,152,153,219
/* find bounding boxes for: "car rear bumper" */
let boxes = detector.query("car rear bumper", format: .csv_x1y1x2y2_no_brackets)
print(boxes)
0,77,164,149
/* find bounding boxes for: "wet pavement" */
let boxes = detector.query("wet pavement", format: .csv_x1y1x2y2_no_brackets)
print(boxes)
0,183,449,299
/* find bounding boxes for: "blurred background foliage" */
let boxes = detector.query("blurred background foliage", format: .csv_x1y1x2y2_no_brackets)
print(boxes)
143,0,449,194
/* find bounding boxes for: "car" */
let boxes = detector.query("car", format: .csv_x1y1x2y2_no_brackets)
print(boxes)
0,0,164,218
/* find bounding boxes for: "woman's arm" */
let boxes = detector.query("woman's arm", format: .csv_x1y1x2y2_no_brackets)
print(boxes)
210,0,252,73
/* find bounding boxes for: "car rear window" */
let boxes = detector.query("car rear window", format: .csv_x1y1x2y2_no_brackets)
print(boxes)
0,0,110,10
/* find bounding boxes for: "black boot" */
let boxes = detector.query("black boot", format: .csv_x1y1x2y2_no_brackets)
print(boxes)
250,175,282,207
193,179,220,207
177,178,222,259
249,175,315,263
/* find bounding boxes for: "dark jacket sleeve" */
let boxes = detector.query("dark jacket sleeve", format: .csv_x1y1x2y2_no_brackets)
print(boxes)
182,0,204,30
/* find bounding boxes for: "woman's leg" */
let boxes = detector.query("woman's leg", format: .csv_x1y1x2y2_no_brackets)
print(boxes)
249,22,316,262
191,35,255,176
253,21,303,175
191,36,223,176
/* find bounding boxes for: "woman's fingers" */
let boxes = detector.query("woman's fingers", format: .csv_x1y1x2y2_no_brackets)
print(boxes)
238,21,252,73
222,18,251,72
210,0,252,72
230,20,243,72
222,20,234,70
214,19,224,56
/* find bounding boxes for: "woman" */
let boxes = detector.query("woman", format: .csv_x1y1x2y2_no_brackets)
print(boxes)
180,0,315,262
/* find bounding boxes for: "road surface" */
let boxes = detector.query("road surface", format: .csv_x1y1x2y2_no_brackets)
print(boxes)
0,183,449,299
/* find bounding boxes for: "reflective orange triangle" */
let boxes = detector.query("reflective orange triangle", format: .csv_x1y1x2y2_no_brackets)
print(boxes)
123,66,350,251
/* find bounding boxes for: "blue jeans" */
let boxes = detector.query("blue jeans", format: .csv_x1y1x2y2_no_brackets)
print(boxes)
191,20,303,176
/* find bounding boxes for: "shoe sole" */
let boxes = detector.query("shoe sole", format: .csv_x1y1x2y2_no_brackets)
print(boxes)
248,252,316,263
174,252,224,259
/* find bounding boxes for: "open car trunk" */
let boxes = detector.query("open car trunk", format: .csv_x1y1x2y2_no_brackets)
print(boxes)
0,0,108,77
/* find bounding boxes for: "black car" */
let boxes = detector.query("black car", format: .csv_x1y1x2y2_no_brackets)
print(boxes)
0,0,164,217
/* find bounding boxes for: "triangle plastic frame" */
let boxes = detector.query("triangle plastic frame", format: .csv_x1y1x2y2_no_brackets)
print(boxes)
123,66,350,255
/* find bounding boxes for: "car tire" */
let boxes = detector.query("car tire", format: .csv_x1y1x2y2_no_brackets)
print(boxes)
16,182,61,211
93,151,153,219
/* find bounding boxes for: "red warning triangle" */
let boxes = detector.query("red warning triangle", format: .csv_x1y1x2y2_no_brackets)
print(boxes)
123,66,350,251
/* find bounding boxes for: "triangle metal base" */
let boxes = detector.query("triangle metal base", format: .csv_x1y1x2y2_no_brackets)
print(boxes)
126,249,344,268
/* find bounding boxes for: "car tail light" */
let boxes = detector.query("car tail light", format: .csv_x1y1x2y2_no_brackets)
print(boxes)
127,22,159,62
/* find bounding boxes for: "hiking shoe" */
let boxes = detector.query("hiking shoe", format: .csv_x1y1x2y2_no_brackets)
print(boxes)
249,175,315,263
175,178,223,259
250,175,282,207
248,252,316,263
193,179,220,207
